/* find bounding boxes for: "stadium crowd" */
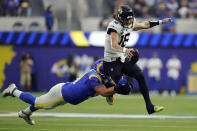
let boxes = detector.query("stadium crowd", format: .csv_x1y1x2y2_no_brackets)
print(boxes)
0,0,32,17
100,0,197,32
0,0,196,32
105,0,197,18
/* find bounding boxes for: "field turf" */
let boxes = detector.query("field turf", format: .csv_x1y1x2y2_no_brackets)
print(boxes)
0,93,197,131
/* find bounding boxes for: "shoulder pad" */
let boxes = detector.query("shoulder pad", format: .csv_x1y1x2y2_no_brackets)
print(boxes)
108,20,123,34
89,74,102,83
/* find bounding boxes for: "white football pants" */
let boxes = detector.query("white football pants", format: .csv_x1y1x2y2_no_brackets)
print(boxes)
34,83,66,109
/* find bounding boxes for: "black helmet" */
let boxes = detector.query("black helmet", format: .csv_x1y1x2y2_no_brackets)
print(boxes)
117,5,134,27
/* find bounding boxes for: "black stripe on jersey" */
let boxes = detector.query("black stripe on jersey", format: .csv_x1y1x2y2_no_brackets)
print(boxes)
107,28,117,34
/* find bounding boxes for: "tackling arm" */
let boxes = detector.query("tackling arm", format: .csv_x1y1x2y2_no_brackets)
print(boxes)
105,80,116,88
94,76,132,96
94,85,115,97
133,18,172,31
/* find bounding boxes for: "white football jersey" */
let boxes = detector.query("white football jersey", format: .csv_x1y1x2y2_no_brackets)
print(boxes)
104,19,134,62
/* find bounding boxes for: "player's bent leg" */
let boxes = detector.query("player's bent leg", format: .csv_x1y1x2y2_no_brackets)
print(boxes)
123,64,155,114
34,83,66,109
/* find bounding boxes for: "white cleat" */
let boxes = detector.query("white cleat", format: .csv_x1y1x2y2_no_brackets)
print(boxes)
18,111,35,125
2,83,17,97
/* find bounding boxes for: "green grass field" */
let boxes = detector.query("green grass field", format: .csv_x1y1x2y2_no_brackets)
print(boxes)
0,93,197,131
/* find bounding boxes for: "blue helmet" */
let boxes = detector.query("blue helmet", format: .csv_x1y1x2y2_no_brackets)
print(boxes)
94,59,105,76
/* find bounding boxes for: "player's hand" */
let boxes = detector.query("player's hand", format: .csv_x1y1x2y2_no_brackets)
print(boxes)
162,18,173,24
118,76,127,86
125,48,134,58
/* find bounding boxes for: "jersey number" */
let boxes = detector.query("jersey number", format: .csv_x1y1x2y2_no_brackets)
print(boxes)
118,33,130,47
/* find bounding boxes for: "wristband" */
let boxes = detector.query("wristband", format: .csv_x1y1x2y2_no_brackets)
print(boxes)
149,21,160,28
123,47,127,53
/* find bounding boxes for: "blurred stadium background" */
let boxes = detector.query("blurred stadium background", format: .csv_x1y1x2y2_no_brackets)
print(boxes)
0,0,197,130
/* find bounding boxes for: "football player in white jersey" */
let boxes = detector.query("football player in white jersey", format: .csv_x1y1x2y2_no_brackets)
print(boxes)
104,5,172,114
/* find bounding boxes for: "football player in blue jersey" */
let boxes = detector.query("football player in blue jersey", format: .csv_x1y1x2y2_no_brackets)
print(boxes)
1,59,127,125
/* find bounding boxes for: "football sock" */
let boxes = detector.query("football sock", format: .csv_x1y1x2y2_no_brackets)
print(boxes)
23,106,37,115
19,92,36,105
30,105,37,112
12,89,22,97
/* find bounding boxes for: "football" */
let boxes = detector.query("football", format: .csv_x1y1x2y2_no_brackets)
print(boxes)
130,48,139,63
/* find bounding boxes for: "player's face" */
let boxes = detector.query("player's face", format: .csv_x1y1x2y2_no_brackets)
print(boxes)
122,18,133,26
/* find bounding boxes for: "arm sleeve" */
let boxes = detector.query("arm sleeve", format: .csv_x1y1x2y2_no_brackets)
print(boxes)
107,28,117,34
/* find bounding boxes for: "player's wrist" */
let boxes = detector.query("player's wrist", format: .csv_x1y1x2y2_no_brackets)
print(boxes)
122,47,127,53
159,20,162,25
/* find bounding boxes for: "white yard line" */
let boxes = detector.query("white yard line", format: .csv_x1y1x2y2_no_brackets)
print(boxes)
0,129,119,131
0,112,197,119
0,128,75,131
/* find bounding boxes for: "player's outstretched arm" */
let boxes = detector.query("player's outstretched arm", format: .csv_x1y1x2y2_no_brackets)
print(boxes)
133,18,172,31
94,85,115,97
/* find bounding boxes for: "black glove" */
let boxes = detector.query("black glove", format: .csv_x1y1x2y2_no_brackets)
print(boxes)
114,76,131,95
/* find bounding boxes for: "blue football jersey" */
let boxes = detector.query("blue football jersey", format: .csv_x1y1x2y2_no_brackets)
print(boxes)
61,69,112,105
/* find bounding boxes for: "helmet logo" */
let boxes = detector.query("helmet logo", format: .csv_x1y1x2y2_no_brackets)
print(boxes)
118,7,123,14
96,62,104,75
